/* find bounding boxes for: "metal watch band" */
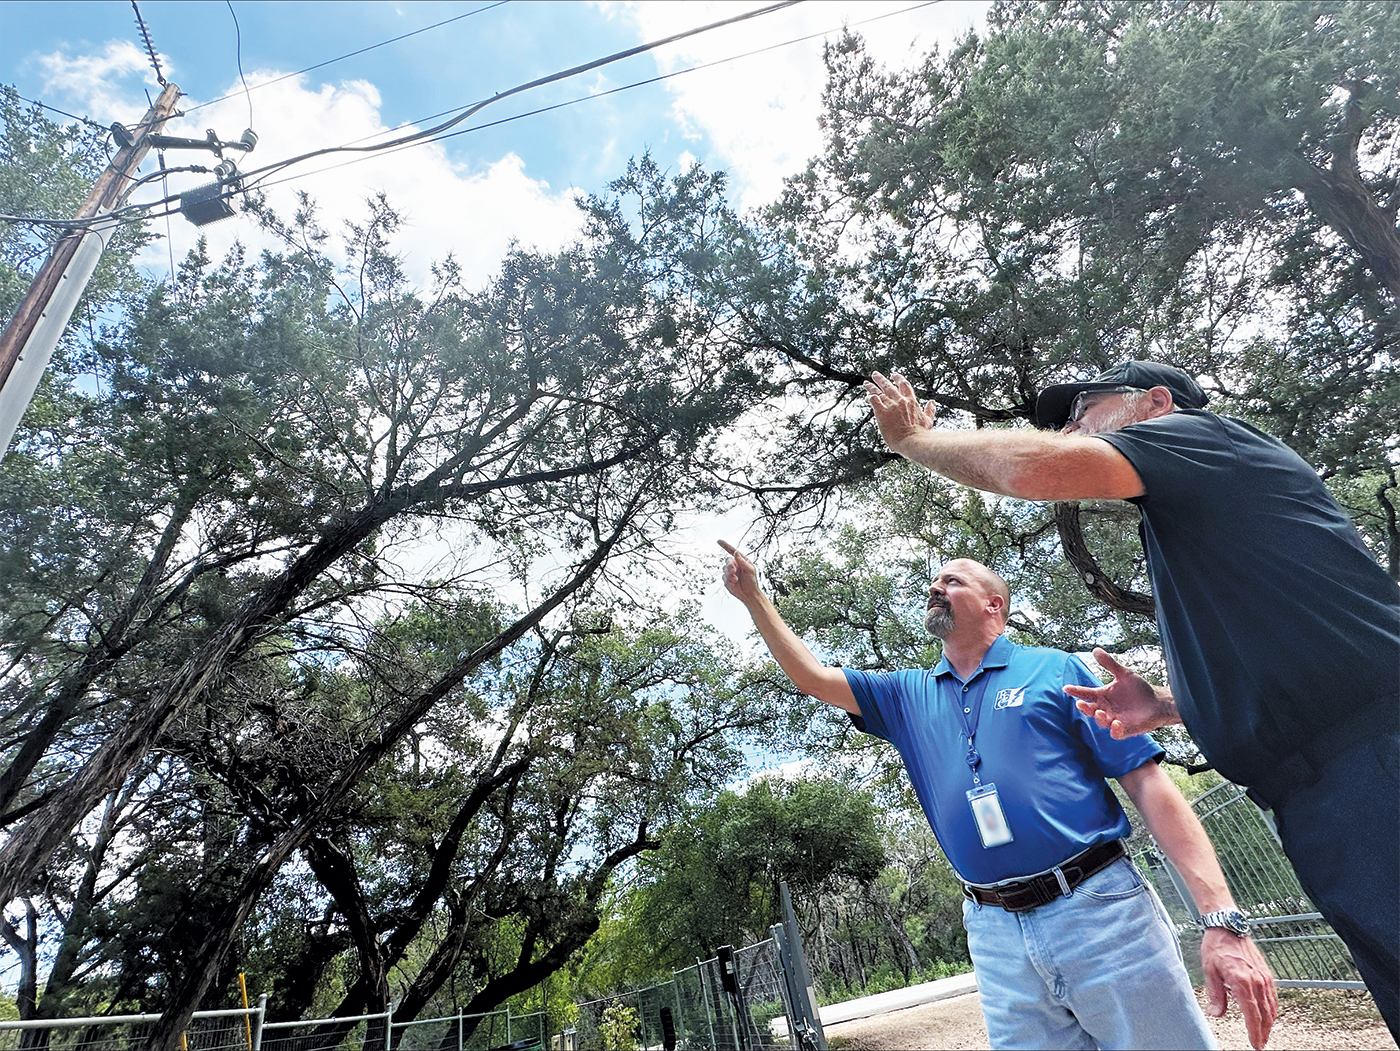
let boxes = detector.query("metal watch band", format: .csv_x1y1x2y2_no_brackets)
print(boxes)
1200,908,1251,936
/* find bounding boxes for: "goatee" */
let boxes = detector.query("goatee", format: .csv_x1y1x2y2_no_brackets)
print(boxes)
925,604,954,638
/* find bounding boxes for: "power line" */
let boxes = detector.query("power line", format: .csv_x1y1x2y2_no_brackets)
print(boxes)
3,0,942,230
183,0,512,115
229,1,805,191
225,0,254,129
1,2,801,231
252,0,940,195
4,90,107,133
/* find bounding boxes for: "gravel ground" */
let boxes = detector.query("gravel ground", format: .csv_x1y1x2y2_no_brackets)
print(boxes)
824,988,1396,1050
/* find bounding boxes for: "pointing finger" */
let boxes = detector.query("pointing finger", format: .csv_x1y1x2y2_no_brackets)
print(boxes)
717,540,738,555
1092,647,1130,678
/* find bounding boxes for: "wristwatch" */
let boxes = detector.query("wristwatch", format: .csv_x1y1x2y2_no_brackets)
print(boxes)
1200,908,1251,937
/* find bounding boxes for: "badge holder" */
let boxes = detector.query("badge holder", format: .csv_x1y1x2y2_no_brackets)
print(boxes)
967,782,1014,848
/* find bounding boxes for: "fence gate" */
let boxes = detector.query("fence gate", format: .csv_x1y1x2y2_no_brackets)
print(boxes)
1135,779,1364,989
570,881,827,1050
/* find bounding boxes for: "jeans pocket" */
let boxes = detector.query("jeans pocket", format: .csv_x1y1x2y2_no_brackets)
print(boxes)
1075,858,1148,902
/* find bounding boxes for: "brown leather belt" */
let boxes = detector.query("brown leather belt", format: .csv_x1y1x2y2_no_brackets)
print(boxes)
962,840,1125,913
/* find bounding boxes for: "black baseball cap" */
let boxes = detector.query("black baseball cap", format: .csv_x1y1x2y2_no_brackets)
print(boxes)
1034,361,1208,429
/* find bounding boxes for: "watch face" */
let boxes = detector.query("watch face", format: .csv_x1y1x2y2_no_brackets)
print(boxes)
1205,909,1250,935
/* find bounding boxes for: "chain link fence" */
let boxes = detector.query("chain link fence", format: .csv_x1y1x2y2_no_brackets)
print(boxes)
570,936,800,1051
1134,779,1364,989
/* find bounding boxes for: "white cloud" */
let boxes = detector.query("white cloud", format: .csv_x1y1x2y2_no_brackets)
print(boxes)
38,40,163,126
36,55,586,291
601,0,987,211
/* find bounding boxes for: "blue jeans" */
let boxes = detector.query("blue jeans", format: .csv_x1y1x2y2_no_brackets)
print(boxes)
962,856,1216,1050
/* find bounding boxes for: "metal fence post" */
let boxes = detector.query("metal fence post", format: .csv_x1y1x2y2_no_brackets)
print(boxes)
672,972,687,1047
779,881,828,1050
251,994,268,1051
697,957,718,1049
384,1002,394,1051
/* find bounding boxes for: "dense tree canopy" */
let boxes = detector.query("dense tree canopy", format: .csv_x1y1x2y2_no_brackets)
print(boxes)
1,0,1397,1039
0,139,795,1039
735,0,1396,583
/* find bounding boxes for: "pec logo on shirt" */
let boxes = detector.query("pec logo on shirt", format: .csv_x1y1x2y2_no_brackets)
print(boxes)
993,687,1026,710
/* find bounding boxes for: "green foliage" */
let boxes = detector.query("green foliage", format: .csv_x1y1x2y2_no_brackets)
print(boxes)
581,776,887,990
598,1002,639,1051
742,0,1398,584
0,112,793,1029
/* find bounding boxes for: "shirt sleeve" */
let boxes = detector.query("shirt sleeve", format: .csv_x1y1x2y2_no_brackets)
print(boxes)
1065,654,1164,777
843,668,904,743
1096,411,1239,505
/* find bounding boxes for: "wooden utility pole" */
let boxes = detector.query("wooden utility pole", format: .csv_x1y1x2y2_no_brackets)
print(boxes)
0,82,181,461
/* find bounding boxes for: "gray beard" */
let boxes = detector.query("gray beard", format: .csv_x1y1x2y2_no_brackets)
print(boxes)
925,605,954,638
1082,398,1147,435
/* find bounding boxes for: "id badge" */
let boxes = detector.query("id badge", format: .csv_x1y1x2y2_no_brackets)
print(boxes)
967,783,1013,848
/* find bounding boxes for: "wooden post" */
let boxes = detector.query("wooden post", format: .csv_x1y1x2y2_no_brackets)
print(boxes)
0,82,180,458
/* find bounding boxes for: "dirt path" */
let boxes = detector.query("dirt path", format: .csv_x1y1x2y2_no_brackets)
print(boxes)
825,988,1396,1050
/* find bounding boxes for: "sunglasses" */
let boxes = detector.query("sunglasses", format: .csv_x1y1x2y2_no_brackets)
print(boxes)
1068,387,1138,423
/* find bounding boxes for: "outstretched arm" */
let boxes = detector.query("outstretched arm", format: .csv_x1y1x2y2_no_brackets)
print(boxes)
1119,760,1278,1050
863,371,1146,501
718,541,858,713
1064,648,1181,738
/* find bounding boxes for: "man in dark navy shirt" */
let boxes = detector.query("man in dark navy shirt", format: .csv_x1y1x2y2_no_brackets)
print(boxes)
864,361,1399,1036
718,545,1276,1049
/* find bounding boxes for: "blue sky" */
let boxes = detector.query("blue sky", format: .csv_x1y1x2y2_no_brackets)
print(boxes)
3,1,987,287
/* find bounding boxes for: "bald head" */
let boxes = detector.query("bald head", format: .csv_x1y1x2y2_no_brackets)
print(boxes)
925,558,1011,639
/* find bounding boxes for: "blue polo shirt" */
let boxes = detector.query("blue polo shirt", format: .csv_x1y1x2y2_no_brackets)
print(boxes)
845,636,1161,884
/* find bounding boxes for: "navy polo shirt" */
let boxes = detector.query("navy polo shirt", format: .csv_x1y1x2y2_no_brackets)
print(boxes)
1099,411,1400,790
845,636,1161,884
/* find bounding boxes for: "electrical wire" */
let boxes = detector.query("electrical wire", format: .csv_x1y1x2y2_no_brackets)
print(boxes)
4,90,108,132
2,0,939,230
229,0,804,191
226,0,254,129
183,0,511,115
250,0,940,194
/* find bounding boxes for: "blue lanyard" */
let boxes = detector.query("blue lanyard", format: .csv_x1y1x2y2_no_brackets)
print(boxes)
949,668,997,777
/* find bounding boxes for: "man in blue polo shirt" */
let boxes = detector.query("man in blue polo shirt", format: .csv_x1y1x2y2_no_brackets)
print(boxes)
864,362,1399,1037
718,544,1277,1049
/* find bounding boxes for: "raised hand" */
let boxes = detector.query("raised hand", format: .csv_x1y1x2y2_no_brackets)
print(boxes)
1201,928,1278,1050
717,540,761,605
864,371,936,454
1064,647,1180,738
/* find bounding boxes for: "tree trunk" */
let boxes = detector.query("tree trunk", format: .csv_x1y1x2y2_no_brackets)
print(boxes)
141,521,630,1050
1291,87,1400,302
0,899,38,1019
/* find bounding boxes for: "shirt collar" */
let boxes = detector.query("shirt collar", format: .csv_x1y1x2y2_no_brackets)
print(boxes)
932,633,1013,683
